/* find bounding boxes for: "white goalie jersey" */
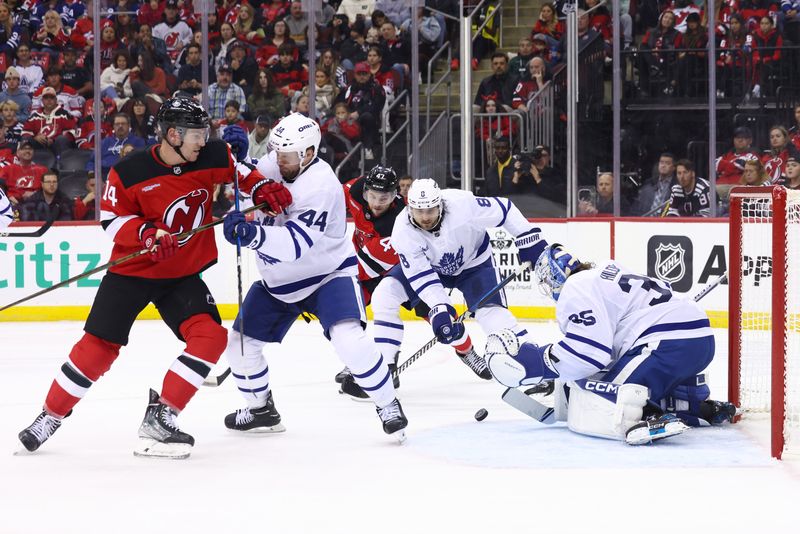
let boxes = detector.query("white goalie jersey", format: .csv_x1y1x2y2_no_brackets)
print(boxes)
391,189,544,308
550,260,713,381
249,153,357,302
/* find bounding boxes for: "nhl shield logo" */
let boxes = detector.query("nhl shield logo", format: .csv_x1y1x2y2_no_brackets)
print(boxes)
173,166,182,175
654,243,685,283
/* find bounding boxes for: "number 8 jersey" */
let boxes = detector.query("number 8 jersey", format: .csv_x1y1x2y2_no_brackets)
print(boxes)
249,151,357,303
552,261,713,381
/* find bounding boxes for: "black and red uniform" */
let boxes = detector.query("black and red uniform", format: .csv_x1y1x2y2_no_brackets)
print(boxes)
344,176,405,303
42,139,267,419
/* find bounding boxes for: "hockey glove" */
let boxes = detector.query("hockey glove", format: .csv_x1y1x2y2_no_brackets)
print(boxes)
429,304,465,345
140,222,177,261
252,179,292,215
223,210,263,248
222,125,249,162
515,229,548,267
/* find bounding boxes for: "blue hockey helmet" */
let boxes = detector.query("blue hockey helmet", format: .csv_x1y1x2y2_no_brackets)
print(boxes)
534,244,581,301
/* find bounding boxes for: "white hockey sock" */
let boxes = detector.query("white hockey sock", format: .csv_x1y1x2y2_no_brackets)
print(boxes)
226,330,270,409
371,276,409,362
330,320,396,407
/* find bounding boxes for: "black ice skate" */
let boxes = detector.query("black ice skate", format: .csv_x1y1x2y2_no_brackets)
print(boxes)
134,389,194,459
18,411,62,452
334,366,351,384
339,373,371,401
377,398,408,443
457,347,493,380
625,413,689,445
700,400,738,425
224,390,286,433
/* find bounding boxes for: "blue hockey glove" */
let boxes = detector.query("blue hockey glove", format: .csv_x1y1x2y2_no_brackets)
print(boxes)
428,304,465,344
223,125,249,161
223,210,263,248
515,228,548,267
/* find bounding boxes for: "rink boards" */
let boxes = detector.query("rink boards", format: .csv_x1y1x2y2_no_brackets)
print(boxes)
0,218,731,324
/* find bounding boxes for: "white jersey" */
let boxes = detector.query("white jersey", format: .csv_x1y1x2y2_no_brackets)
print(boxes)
0,188,12,228
550,260,713,381
249,153,357,302
391,189,543,308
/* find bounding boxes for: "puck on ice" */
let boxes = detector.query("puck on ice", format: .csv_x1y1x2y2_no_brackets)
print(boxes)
474,408,488,421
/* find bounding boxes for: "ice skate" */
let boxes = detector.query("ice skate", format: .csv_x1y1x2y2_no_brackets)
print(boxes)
134,389,194,459
625,413,688,445
457,347,492,380
700,400,738,425
334,366,351,384
377,398,408,443
18,411,62,452
224,390,286,433
339,373,371,402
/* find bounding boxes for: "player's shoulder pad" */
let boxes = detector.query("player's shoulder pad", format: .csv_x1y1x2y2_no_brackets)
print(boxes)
113,139,231,189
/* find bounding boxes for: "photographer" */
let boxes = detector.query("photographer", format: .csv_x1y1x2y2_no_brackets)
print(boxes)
511,145,565,203
482,136,515,196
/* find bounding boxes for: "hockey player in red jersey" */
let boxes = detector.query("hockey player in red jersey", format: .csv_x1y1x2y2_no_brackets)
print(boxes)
336,166,491,400
18,97,292,459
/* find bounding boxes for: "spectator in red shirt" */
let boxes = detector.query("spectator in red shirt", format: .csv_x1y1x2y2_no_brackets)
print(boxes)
751,15,783,97
763,125,800,182
270,42,308,98
22,86,77,156
72,173,96,220
0,139,48,205
31,9,71,55
531,2,564,48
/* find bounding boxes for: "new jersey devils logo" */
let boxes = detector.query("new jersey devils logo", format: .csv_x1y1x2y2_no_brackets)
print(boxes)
164,189,209,245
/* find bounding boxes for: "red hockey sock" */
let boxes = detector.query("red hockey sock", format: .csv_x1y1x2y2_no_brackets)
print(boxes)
453,336,473,355
45,333,121,417
161,314,227,411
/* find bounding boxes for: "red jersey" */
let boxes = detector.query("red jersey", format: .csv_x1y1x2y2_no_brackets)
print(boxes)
0,163,48,201
343,177,405,284
715,149,760,185
101,139,265,279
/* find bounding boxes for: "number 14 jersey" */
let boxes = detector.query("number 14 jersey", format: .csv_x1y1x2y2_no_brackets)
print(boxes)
552,261,713,381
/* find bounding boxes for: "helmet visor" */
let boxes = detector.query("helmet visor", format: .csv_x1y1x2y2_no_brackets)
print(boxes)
275,150,301,167
180,127,210,144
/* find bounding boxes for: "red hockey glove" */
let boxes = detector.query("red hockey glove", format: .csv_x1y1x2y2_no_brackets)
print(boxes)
252,179,292,214
140,222,178,262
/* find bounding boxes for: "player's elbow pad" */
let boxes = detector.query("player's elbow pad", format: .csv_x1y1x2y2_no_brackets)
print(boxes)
485,329,559,388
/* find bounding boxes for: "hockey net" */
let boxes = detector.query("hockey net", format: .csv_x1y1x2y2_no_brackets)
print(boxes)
729,186,800,459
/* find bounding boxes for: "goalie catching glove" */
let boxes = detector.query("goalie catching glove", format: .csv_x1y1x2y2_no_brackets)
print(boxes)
139,222,177,262
485,329,560,388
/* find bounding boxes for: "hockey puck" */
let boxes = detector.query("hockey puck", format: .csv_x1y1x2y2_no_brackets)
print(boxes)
474,408,488,422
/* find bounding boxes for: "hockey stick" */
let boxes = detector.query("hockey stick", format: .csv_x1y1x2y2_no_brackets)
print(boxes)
393,261,533,379
501,271,729,423
0,216,55,238
0,202,269,313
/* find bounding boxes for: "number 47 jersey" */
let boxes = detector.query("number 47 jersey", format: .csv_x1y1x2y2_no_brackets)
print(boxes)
551,260,713,381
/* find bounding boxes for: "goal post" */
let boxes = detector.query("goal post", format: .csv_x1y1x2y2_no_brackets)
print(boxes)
728,185,800,459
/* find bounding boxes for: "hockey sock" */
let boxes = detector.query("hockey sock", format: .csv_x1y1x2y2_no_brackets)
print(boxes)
161,314,226,411
452,336,473,354
331,320,396,407
45,333,122,417
226,329,271,408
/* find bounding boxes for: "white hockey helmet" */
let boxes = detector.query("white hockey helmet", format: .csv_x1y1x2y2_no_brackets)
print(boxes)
406,178,441,210
269,113,321,164
534,244,582,301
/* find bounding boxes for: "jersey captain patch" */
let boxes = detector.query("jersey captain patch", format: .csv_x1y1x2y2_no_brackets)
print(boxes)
164,189,209,244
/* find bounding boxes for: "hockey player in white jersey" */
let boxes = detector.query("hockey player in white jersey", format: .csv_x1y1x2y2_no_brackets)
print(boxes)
0,188,12,228
221,113,407,440
485,245,736,445
366,179,548,385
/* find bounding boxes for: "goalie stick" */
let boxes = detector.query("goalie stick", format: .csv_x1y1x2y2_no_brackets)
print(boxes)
0,202,269,313
501,271,728,422
203,261,536,387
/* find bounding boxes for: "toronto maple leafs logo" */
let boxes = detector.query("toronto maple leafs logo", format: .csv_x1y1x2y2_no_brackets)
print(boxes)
436,246,464,275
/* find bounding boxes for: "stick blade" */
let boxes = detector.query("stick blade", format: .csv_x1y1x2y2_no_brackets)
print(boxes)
501,387,556,424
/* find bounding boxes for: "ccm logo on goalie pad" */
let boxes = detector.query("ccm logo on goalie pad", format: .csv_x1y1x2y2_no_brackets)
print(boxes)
584,381,618,394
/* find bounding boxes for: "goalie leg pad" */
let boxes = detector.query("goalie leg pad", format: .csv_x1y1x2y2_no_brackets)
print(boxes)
566,379,649,440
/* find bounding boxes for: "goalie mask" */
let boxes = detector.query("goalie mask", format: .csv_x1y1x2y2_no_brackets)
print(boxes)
534,244,581,301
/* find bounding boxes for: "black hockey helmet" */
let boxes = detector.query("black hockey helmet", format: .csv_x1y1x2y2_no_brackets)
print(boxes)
157,96,210,133
364,165,398,193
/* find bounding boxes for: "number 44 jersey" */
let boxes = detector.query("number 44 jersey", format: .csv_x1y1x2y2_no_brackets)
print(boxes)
250,152,357,303
552,261,713,381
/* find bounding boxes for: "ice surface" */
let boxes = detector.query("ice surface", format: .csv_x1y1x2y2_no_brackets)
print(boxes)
1,320,797,534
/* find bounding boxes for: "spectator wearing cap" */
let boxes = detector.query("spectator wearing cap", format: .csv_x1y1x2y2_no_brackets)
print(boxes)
31,9,70,54
335,61,385,161
228,40,259,93
61,47,94,98
12,44,44,95
208,62,247,120
177,43,213,97
22,86,77,156
270,42,308,99
32,67,85,121
716,126,761,198
248,115,272,161
0,67,32,121
0,139,48,205
785,155,800,190
21,168,73,222
153,0,193,62
284,2,309,50
0,100,24,147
